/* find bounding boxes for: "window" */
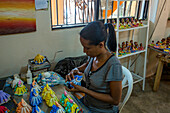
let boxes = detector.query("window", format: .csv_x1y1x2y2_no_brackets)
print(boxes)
51,0,149,29
98,0,149,21
51,0,97,29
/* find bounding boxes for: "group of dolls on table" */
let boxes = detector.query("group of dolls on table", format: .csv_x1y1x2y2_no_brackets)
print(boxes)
149,37,170,54
0,74,83,113
117,40,144,56
108,17,144,30
0,54,84,113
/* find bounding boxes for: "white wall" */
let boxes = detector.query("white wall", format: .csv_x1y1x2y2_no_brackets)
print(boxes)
0,0,169,78
0,9,85,78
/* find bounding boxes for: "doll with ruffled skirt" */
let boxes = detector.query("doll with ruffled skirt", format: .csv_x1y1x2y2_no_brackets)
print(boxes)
50,101,65,113
29,88,42,106
30,80,42,93
0,90,11,105
42,84,51,100
32,105,44,113
16,98,32,113
0,106,10,113
14,80,27,96
45,90,59,107
12,74,23,88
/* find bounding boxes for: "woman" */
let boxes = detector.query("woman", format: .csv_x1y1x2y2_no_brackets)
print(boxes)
65,21,123,113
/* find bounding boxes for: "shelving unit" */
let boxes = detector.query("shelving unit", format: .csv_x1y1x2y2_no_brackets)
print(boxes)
104,0,151,90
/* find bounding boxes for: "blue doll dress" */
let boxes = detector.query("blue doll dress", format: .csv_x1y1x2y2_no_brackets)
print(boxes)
30,89,42,106
32,105,44,113
50,105,65,113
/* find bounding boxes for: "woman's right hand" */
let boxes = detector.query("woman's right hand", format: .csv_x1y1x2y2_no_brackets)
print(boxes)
65,68,82,82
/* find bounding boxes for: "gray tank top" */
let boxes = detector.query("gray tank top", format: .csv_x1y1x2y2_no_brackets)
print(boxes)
83,55,123,112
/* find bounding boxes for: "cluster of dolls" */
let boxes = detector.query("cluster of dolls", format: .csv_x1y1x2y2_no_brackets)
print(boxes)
149,37,170,53
108,17,143,30
0,70,82,113
15,81,65,113
59,91,82,113
118,40,144,56
0,91,11,113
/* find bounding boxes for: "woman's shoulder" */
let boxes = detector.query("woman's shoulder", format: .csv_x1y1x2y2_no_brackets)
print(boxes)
107,55,121,65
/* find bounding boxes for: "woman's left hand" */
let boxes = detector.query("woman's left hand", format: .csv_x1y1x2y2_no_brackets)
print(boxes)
65,82,87,93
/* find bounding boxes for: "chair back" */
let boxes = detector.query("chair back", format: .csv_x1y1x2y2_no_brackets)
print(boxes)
119,66,133,112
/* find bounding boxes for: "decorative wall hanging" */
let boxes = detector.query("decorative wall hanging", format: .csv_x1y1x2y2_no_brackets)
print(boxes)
0,0,36,35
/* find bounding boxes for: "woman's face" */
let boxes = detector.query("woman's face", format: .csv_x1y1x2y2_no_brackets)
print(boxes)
80,37,102,57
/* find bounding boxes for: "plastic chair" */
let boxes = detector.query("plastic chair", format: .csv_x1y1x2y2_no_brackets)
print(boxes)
119,66,133,112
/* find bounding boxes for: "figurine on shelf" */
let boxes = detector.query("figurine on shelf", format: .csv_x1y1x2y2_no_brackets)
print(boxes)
130,17,134,27
118,43,122,52
130,43,136,53
112,19,116,29
150,40,155,46
45,90,59,107
29,88,42,106
12,74,23,88
33,54,46,65
139,19,143,26
42,84,52,100
16,98,32,113
30,80,42,93
134,42,139,51
138,43,144,50
119,19,125,29
64,75,83,89
134,18,139,27
50,101,65,113
0,106,10,113
32,105,44,113
126,41,129,48
0,90,11,105
14,80,27,96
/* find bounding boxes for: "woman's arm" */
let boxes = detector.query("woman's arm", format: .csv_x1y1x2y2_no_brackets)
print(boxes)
68,81,122,105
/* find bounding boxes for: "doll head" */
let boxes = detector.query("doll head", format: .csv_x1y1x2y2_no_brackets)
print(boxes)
21,98,27,107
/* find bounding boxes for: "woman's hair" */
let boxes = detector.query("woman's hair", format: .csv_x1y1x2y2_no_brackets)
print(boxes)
80,21,117,52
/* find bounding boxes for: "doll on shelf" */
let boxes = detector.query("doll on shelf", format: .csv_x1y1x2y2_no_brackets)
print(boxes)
14,80,27,96
0,106,10,113
50,101,65,113
119,20,125,29
134,42,139,51
138,43,144,50
0,90,11,105
45,90,59,107
150,40,155,46
12,74,23,88
130,17,134,27
126,41,129,48
16,98,32,113
134,19,139,27
42,84,52,100
130,43,136,53
30,80,42,93
126,46,131,54
32,105,44,113
112,19,116,29
139,19,143,26
29,88,42,106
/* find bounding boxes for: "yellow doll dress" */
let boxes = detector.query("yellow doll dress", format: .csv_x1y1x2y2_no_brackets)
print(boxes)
14,80,27,96
45,90,59,107
42,84,51,100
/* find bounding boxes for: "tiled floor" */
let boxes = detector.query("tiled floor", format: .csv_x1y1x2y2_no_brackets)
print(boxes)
121,76,170,113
